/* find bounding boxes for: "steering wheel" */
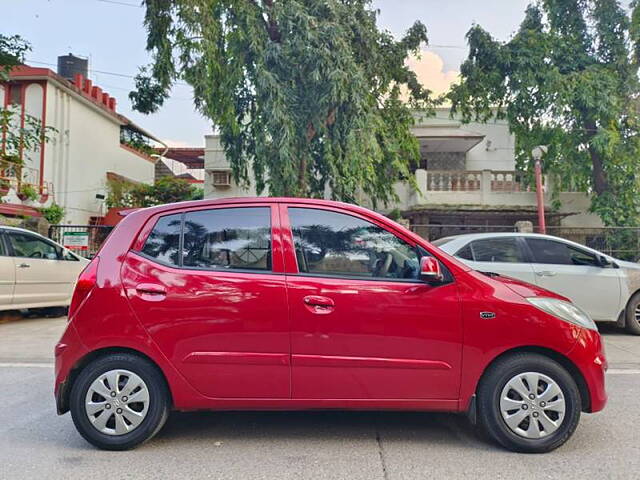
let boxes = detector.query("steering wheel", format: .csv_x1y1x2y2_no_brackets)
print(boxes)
29,251,43,258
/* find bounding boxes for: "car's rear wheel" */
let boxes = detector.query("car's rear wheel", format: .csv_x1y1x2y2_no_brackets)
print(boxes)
477,353,581,453
69,353,170,450
624,292,640,335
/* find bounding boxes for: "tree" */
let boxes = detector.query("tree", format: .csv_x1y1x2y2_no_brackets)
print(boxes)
448,0,640,226
106,176,203,208
131,0,434,206
0,33,30,81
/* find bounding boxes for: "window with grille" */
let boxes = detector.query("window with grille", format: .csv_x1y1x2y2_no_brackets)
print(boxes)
211,170,231,187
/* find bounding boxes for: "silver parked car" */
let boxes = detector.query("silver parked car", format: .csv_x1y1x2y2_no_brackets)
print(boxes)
434,232,640,335
0,226,89,313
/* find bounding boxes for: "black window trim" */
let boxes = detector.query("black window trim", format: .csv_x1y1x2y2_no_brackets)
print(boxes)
137,207,275,274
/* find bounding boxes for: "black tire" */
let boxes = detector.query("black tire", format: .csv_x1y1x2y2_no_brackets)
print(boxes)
625,292,640,335
477,353,581,453
69,353,170,450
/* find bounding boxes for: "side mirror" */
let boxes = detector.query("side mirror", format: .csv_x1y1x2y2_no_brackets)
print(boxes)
420,257,444,284
599,255,617,269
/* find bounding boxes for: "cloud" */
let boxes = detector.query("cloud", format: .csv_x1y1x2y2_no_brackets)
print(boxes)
406,50,459,96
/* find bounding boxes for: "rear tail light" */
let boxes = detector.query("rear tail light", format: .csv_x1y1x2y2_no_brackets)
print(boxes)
68,257,99,320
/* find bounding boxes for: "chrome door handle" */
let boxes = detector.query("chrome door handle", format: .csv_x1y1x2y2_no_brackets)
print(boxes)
536,271,556,277
18,263,30,268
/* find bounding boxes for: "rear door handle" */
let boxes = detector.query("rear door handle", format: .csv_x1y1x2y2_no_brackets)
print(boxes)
536,271,557,277
135,283,167,298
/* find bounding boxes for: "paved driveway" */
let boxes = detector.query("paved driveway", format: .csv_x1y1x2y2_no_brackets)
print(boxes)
1,316,639,479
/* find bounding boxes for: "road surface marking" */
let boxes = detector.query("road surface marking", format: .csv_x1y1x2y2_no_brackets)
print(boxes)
608,369,640,375
0,362,53,368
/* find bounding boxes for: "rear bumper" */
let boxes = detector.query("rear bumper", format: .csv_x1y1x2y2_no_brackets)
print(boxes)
568,329,608,413
54,322,88,415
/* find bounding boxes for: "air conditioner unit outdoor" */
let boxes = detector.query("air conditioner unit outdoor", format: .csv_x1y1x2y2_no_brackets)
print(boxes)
211,170,231,187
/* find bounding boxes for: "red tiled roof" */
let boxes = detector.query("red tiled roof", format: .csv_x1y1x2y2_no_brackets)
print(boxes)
7,65,161,143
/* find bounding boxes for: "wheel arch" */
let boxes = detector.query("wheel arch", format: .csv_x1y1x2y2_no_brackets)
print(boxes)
473,346,591,413
57,346,173,415
619,287,640,327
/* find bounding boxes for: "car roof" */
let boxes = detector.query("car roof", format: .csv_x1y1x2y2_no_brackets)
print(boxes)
434,231,612,258
0,225,61,244
0,225,44,235
127,196,396,229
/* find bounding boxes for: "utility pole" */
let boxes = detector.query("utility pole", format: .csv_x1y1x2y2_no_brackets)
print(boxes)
532,146,548,235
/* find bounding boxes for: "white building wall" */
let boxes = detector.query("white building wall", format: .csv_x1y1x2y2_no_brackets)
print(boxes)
204,135,259,199
42,83,155,224
422,108,516,171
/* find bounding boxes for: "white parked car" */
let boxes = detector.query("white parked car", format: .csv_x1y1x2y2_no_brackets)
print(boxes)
0,226,89,313
434,232,640,335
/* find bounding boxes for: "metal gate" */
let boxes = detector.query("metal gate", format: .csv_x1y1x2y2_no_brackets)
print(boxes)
48,225,114,259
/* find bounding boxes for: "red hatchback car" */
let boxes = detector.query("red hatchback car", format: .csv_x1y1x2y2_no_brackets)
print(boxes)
54,198,607,452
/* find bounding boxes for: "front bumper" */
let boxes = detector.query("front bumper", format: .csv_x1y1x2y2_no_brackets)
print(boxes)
568,328,608,413
54,322,88,414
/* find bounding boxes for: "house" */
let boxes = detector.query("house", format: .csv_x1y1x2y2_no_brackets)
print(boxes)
0,55,161,225
154,147,205,185
204,107,601,238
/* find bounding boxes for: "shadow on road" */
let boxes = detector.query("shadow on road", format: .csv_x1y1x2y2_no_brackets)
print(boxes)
153,409,492,450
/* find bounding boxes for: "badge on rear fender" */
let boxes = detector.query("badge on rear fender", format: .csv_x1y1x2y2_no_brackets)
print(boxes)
480,312,496,319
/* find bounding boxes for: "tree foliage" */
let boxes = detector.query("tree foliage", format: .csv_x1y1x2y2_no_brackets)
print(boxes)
106,176,203,209
0,33,30,81
131,0,434,206
449,0,640,226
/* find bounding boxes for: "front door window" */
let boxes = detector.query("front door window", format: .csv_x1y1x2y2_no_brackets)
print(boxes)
289,207,420,281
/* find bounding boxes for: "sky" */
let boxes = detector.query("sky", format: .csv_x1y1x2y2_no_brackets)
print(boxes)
4,0,532,147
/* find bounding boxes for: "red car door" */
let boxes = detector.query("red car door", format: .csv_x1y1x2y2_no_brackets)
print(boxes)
122,204,290,399
281,204,462,402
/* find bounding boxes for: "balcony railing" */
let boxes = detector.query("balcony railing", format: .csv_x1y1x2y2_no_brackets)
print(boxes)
426,170,482,192
425,170,544,193
0,158,51,202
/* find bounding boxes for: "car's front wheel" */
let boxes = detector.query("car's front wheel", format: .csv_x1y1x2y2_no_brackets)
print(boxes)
69,353,170,450
477,353,581,453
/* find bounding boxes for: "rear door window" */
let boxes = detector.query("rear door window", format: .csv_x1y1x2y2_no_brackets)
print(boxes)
467,237,525,263
141,214,182,266
182,208,271,271
141,208,272,271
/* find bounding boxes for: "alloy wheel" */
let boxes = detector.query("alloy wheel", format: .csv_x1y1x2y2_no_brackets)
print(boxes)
499,371,566,439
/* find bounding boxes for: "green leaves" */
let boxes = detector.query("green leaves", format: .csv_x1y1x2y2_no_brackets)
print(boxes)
133,0,433,206
449,0,640,226
0,34,30,81
106,176,202,209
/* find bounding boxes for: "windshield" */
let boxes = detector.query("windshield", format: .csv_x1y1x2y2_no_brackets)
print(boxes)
431,237,455,247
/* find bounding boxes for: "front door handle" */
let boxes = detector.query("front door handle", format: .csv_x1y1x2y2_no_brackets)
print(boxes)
303,295,335,314
18,263,30,268
536,271,557,277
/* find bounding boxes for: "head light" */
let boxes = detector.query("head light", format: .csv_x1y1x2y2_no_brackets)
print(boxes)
526,297,598,331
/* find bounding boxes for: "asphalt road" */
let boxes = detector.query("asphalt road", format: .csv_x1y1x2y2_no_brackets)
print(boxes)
1,316,639,480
